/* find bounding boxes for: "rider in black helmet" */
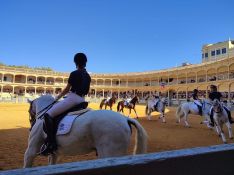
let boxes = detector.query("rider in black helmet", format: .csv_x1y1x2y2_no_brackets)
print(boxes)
209,85,234,127
40,53,91,155
192,89,202,116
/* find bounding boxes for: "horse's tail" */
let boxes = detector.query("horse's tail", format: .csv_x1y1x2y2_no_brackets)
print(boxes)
100,100,104,109
176,104,183,122
145,105,148,115
128,118,147,154
117,101,121,112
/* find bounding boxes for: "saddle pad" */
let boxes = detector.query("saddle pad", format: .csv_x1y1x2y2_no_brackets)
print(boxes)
57,115,78,136
56,108,91,136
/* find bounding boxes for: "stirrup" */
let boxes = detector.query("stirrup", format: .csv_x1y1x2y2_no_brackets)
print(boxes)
38,143,55,156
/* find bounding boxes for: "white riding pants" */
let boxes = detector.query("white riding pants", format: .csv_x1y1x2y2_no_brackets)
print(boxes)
47,92,85,118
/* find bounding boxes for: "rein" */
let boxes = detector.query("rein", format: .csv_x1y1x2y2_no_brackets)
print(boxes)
37,101,57,119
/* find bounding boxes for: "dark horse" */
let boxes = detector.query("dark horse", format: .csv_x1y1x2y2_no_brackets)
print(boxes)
117,96,139,118
100,96,117,110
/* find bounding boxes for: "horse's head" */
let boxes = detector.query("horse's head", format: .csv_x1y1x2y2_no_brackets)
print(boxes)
111,96,117,104
28,95,55,129
28,99,36,128
212,99,223,114
131,96,139,104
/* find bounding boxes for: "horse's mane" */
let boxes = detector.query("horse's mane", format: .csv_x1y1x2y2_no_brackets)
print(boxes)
35,95,55,115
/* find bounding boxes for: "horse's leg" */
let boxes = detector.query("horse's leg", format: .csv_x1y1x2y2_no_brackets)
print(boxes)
184,113,190,127
105,104,107,110
220,123,227,143
133,108,138,119
161,111,166,123
147,109,151,120
225,122,233,139
24,134,43,167
24,122,44,168
215,125,221,136
96,136,129,158
48,154,59,165
128,108,131,117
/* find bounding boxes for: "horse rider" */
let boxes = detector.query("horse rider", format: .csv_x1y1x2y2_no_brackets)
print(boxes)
209,85,234,127
105,95,111,104
124,95,132,106
40,53,91,155
192,89,202,116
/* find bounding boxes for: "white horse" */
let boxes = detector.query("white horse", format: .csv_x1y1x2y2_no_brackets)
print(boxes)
145,96,167,123
212,99,233,143
176,99,212,127
24,95,147,168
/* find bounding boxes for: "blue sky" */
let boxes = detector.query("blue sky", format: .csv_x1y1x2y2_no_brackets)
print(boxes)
0,0,234,73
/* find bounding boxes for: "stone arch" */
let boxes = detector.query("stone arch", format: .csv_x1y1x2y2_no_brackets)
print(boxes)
217,65,228,80
207,68,217,82
15,74,26,83
14,86,25,95
3,73,14,82
187,72,196,83
27,75,36,84
229,63,234,79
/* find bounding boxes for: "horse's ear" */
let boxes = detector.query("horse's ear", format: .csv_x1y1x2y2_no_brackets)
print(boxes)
27,99,33,104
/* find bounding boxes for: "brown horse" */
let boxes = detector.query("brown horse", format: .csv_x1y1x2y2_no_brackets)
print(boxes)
99,96,117,110
117,96,139,118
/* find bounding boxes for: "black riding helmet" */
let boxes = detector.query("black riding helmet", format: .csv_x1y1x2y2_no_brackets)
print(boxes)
193,89,198,93
74,53,87,68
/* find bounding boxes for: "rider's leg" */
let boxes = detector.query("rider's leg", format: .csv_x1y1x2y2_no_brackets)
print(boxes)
210,108,214,127
198,106,202,116
40,93,85,155
223,106,234,124
39,113,57,156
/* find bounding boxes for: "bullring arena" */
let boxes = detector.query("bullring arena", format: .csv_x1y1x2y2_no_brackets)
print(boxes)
1,40,234,172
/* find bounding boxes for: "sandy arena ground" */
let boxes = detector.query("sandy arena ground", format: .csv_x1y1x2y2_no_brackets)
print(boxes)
0,102,233,171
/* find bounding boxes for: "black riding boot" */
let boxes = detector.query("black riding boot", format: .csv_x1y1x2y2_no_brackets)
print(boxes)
198,106,202,116
210,109,214,127
39,113,57,156
223,107,234,124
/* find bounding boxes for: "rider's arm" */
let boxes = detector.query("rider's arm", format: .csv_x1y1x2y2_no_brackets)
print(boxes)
55,83,71,101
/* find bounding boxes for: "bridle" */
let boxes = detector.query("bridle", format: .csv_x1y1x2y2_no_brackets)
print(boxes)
28,100,36,130
28,99,57,130
212,100,223,114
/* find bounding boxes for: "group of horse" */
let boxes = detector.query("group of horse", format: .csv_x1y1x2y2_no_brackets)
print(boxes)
99,96,139,118
100,95,167,123
24,94,233,168
99,95,233,144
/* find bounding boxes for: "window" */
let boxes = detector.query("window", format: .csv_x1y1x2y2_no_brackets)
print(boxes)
205,53,208,58
216,49,220,55
222,48,226,54
202,53,204,58
211,50,215,56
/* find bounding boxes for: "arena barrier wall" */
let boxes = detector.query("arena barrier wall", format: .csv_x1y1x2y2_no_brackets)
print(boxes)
1,144,234,175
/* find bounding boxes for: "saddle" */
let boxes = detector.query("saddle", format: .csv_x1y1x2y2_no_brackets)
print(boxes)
194,102,202,116
43,102,89,136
